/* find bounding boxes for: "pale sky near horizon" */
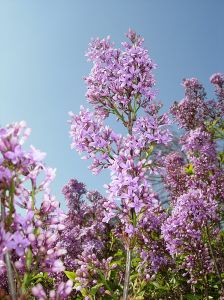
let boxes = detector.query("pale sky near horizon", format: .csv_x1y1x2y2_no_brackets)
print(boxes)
1,0,224,209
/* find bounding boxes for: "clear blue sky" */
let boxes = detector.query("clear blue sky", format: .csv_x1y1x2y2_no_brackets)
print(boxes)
1,0,224,209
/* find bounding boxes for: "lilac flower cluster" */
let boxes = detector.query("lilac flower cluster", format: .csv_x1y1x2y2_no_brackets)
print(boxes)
210,73,224,112
85,29,157,120
102,106,171,239
170,78,210,130
162,75,224,285
32,280,73,300
136,191,170,279
162,152,188,203
59,179,123,298
0,121,72,299
61,179,109,270
162,189,217,282
69,107,120,174
133,113,171,146
74,252,116,297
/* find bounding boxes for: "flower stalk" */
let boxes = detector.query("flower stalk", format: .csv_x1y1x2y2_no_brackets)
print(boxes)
123,247,131,300
1,196,17,300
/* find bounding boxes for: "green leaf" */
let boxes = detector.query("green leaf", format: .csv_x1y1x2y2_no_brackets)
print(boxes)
151,281,169,291
144,145,154,162
130,273,138,281
64,271,77,281
31,272,53,285
21,272,32,292
218,152,224,164
111,259,123,267
97,269,112,293
80,287,88,297
184,163,194,175
114,249,123,257
132,210,137,227
90,283,104,296
150,230,161,241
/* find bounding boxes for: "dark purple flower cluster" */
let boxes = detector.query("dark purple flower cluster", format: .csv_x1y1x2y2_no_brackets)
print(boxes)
61,179,111,268
59,179,122,298
210,73,224,112
170,78,211,130
162,152,188,203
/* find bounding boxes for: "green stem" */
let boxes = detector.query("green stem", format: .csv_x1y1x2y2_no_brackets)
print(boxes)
203,275,209,300
98,148,114,160
1,199,5,223
5,252,17,300
114,96,140,300
1,194,17,300
7,179,15,228
123,248,131,300
122,112,136,300
107,98,126,125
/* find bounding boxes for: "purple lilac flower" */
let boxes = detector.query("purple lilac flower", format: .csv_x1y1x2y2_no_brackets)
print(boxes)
69,107,120,174
0,226,10,263
170,78,209,130
8,232,30,257
162,152,187,203
60,179,110,271
162,189,218,282
84,29,156,119
0,121,68,297
210,73,224,113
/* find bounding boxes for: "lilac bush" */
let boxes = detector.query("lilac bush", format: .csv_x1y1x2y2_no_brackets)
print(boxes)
68,30,224,299
162,74,224,297
1,30,224,300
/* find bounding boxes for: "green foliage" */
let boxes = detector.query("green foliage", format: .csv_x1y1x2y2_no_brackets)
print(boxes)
206,117,224,139
184,163,194,175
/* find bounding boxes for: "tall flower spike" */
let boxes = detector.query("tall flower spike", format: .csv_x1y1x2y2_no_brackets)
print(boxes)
69,30,171,299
